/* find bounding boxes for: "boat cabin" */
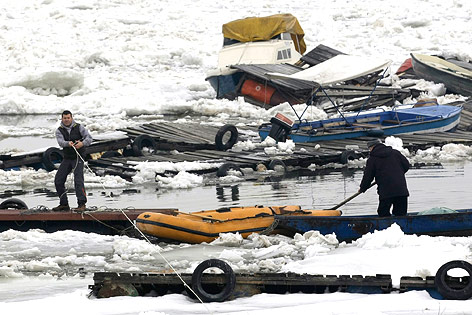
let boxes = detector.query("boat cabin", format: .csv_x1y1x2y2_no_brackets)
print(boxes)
215,13,306,70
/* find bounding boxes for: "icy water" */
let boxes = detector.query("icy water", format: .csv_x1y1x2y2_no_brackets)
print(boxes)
3,161,472,215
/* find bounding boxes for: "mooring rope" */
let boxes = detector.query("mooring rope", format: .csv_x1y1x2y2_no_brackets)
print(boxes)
71,146,213,314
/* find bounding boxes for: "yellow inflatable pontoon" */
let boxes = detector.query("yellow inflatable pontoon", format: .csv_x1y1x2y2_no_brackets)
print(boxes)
135,205,341,243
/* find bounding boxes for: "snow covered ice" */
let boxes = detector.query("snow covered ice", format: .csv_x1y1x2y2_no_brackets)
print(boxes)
1,0,472,314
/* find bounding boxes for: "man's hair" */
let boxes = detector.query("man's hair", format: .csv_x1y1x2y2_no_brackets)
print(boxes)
62,110,72,117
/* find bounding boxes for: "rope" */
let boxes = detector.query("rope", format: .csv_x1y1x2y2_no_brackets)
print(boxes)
71,146,213,314
82,212,125,234
260,218,279,235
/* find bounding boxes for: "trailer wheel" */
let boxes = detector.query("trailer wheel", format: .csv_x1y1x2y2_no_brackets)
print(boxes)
0,198,28,210
215,124,238,151
435,260,472,300
42,147,64,171
191,259,236,302
132,135,157,156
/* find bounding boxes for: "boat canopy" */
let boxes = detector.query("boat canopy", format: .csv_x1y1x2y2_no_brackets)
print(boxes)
266,55,392,85
222,13,306,54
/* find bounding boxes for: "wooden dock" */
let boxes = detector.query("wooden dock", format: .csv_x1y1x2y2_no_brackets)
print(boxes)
0,137,130,171
86,100,472,179
0,208,176,236
89,258,472,301
2,101,471,178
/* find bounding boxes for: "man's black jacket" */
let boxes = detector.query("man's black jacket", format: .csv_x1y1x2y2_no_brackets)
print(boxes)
360,143,410,199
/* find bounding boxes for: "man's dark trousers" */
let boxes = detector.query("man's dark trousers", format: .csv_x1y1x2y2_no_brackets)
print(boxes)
377,196,408,217
54,158,87,206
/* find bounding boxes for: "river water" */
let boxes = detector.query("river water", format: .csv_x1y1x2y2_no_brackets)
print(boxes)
2,160,471,215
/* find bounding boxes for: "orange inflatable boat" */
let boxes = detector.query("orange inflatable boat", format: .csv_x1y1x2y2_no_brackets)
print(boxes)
135,205,341,243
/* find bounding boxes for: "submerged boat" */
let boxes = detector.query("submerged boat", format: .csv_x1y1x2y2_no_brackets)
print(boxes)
205,13,306,103
259,103,462,143
136,205,341,243
274,208,472,242
411,53,472,96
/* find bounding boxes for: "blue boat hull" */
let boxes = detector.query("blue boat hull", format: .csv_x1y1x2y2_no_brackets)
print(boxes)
259,105,462,143
275,209,472,242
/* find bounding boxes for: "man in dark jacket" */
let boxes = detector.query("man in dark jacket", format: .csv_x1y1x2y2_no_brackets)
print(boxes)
52,110,93,212
359,139,410,217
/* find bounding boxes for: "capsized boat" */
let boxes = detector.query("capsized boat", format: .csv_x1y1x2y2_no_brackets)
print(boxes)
274,208,472,242
135,205,341,243
259,103,462,143
206,13,305,102
411,53,472,96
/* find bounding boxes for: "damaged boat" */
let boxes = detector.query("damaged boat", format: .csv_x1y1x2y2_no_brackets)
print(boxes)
259,102,462,143
206,13,306,103
411,53,472,96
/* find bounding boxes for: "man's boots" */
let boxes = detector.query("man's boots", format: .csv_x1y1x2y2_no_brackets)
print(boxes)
52,204,70,211
72,204,86,212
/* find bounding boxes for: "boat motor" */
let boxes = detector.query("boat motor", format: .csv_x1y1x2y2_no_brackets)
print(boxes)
268,113,293,142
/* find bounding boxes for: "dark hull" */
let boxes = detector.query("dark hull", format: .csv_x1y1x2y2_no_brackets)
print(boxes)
411,54,472,96
275,209,472,242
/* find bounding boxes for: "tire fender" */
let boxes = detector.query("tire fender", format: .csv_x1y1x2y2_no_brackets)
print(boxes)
191,259,236,302
0,198,28,210
435,260,472,300
268,159,287,172
42,147,64,172
132,135,157,156
340,150,357,164
215,125,238,151
216,163,242,177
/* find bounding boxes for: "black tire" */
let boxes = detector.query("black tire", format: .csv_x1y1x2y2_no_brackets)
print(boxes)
42,147,64,172
191,259,236,302
132,135,157,157
216,163,242,177
101,151,122,159
215,125,238,151
268,159,287,172
435,260,472,300
122,146,135,157
0,198,28,210
340,150,357,164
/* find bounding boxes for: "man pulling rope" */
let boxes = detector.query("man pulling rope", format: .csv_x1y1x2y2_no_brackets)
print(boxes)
52,110,93,212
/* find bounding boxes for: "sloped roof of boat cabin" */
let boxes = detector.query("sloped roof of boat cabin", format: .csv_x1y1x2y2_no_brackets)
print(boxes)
231,63,319,98
222,13,306,54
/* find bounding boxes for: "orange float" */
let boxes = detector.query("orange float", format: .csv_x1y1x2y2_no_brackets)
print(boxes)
240,79,284,105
